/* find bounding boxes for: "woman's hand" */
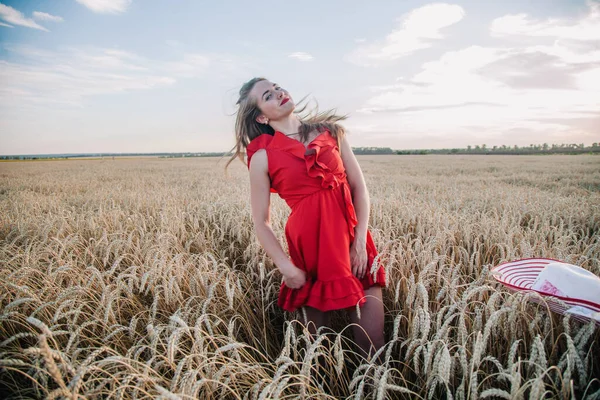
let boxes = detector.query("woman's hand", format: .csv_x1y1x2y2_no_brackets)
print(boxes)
282,265,307,289
350,237,368,279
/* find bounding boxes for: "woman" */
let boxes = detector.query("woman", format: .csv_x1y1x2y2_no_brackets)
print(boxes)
225,77,386,361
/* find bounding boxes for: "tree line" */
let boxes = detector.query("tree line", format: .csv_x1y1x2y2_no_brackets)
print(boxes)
393,143,600,155
2,143,598,160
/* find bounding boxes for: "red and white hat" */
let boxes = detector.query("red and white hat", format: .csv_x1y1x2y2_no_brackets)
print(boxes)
492,258,600,324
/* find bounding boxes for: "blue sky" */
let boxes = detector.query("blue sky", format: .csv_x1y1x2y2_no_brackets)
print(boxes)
1,0,598,155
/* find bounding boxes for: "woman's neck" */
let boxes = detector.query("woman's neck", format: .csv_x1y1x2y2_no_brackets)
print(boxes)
270,116,302,136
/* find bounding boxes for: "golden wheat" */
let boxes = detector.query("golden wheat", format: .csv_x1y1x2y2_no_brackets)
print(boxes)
0,155,599,399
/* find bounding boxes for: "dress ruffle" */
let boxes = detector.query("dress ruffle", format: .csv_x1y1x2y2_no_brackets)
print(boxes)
304,136,359,243
278,274,367,312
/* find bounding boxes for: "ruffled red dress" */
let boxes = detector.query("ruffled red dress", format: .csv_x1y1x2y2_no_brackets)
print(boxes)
246,128,386,312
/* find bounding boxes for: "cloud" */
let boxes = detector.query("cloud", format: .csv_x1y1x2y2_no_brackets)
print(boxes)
358,46,509,112
75,0,132,14
0,21,12,28
0,64,174,108
0,47,174,107
345,3,465,66
537,114,600,135
490,1,600,41
288,52,314,61
357,45,599,129
360,102,503,114
162,54,211,77
32,11,64,22
477,50,595,90
75,48,149,71
0,45,242,108
0,3,49,31
352,2,600,147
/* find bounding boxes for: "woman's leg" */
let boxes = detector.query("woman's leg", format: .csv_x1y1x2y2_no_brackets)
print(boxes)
348,286,385,363
300,306,331,380
301,306,329,337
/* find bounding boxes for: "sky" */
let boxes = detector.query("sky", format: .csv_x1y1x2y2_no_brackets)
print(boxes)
0,0,599,155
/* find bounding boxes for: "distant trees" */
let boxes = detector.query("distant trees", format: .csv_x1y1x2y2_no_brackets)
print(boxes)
394,143,600,155
2,142,598,161
352,147,395,155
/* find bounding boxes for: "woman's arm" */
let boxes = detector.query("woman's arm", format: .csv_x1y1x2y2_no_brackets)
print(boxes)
339,133,369,243
249,149,305,287
339,133,370,279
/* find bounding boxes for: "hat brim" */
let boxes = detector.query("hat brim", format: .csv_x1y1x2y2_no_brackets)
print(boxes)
491,257,600,324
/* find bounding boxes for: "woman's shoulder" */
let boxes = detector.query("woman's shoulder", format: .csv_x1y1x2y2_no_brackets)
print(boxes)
246,133,274,169
247,134,277,194
247,133,274,151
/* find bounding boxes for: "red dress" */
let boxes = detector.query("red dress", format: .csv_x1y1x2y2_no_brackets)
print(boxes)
246,128,386,312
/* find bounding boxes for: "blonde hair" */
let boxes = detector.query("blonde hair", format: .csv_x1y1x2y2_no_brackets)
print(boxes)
223,77,349,172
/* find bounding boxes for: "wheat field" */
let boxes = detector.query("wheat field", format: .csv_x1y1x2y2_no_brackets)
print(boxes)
0,155,599,399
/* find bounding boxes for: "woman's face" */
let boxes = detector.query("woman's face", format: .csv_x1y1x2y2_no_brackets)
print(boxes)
250,80,294,124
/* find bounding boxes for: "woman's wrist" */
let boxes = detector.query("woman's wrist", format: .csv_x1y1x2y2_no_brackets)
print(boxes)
278,260,297,275
353,228,367,244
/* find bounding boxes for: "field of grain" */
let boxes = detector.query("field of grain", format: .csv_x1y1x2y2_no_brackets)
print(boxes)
1,155,599,399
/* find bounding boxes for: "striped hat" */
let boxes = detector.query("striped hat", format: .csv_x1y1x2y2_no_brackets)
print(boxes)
491,258,600,325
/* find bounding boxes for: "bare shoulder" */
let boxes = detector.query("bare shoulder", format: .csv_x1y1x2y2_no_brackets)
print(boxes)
249,148,268,178
339,133,366,191
339,133,357,167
